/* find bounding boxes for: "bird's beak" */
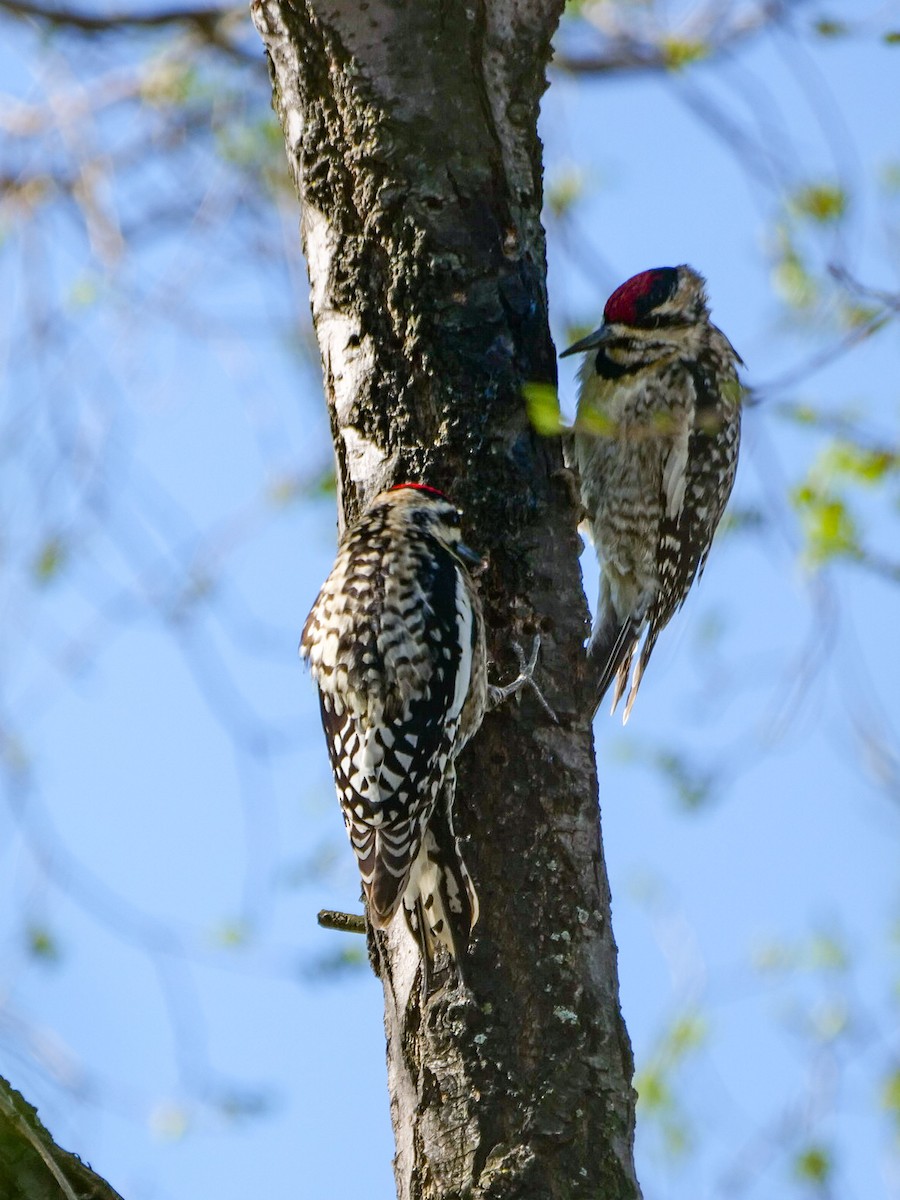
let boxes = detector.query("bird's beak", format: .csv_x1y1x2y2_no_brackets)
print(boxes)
560,325,609,358
455,541,486,572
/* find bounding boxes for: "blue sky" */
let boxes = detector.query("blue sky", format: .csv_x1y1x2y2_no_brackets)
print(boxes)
1,4,898,1198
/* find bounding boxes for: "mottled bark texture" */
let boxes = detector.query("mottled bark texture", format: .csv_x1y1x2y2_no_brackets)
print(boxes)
249,1,641,1196
0,1076,125,1200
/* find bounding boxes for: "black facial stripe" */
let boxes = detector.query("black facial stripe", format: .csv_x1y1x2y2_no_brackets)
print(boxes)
634,267,679,319
594,349,643,380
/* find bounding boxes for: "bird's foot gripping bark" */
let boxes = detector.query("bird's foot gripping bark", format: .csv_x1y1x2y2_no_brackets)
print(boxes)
488,635,557,723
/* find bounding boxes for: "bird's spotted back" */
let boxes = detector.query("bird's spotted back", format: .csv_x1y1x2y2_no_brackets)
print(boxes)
302,501,455,720
300,486,487,950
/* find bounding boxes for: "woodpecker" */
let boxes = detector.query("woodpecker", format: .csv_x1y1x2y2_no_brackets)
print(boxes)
301,483,491,969
562,265,743,720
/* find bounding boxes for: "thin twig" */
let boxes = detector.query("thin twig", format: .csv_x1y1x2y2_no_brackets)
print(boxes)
0,0,242,32
317,909,367,935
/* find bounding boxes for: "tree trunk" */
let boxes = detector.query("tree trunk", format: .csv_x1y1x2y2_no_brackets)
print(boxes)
250,1,641,1196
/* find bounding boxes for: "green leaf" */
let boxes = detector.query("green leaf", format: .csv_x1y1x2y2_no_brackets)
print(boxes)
524,382,564,436
793,1144,832,1185
32,536,67,584
212,920,251,949
791,182,848,224
791,485,860,565
546,167,586,218
824,443,898,484
884,31,900,45
660,37,709,70
268,467,336,506
814,19,849,37
720,377,746,409
667,1012,708,1058
573,403,616,437
840,301,883,329
149,1103,191,1140
780,403,819,426
26,925,61,963
882,1068,900,1129
635,1067,671,1112
773,246,818,309
141,61,201,108
662,1121,690,1157
808,930,850,971
652,747,717,810
68,274,100,309
752,938,798,973
810,1000,849,1042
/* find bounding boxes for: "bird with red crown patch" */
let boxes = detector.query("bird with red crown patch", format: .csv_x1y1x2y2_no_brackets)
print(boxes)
562,265,743,720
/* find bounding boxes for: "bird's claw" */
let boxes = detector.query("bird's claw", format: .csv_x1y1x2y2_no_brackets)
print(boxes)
488,634,558,723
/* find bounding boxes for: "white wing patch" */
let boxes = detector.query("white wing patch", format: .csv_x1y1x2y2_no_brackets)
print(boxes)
662,413,690,519
449,571,474,722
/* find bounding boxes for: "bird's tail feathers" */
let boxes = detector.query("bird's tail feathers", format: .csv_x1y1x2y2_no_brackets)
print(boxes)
401,790,478,977
360,822,417,929
621,630,656,722
590,612,641,719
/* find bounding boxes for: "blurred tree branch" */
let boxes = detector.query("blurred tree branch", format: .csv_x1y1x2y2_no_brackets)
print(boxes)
0,0,241,33
0,0,256,59
0,1077,124,1200
555,0,796,74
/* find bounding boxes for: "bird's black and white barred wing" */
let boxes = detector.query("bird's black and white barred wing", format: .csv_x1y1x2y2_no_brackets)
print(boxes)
654,355,741,626
302,526,479,928
629,353,742,719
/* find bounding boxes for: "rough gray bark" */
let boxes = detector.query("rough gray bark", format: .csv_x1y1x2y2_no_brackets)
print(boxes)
249,1,641,1196
0,1076,125,1200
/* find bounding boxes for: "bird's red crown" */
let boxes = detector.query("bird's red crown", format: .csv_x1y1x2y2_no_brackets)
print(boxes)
604,267,679,326
389,482,448,501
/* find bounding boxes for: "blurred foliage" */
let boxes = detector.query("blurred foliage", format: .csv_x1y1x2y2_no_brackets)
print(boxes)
635,1010,707,1160
613,737,719,809
790,183,848,225
883,1068,900,1135
25,925,61,964
31,536,68,585
0,0,898,1197
301,942,368,982
546,165,587,219
791,438,900,573
660,37,709,69
752,930,851,975
793,1144,832,1187
524,382,564,436
813,19,849,38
